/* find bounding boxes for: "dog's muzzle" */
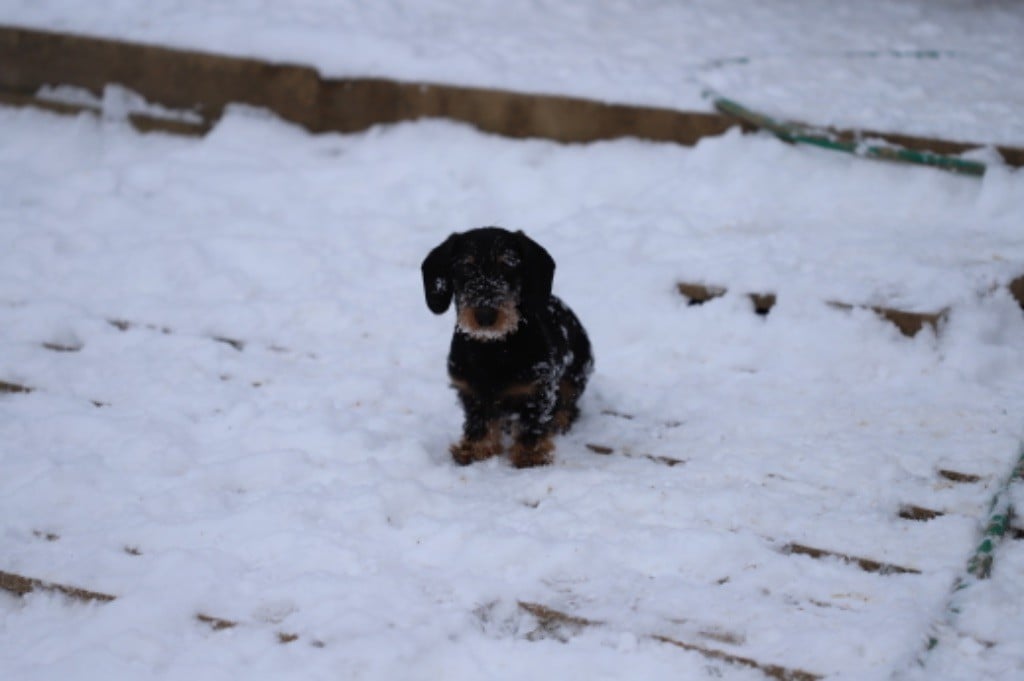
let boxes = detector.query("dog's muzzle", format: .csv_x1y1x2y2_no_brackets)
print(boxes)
473,306,499,328
457,299,521,340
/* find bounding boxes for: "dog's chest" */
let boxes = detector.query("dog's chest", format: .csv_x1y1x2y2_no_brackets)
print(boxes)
448,326,556,387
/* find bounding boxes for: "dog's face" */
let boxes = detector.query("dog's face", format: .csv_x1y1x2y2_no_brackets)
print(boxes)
421,227,555,341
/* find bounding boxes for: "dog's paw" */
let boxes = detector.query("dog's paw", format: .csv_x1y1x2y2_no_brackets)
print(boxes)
450,438,502,466
550,405,580,434
510,438,554,468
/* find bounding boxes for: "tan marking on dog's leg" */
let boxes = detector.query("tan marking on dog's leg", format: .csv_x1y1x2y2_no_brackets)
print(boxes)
551,379,581,434
510,436,554,468
451,420,503,465
550,409,574,434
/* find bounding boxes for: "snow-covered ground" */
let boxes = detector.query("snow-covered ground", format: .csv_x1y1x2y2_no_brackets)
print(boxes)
2,2,1024,680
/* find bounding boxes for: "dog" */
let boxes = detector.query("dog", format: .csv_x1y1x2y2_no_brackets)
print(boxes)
421,227,593,468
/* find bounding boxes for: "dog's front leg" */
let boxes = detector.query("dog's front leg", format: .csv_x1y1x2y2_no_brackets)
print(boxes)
510,390,556,468
450,387,502,466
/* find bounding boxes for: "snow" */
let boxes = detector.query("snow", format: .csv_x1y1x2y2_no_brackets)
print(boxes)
1,2,1024,680
36,84,207,125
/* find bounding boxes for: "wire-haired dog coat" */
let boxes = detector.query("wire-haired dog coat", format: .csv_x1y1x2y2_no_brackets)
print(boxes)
422,227,593,468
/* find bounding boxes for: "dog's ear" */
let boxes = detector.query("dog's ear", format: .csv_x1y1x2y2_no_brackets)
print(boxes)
515,230,555,309
421,233,459,314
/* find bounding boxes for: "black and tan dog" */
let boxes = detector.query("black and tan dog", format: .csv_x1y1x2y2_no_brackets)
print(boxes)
422,227,593,467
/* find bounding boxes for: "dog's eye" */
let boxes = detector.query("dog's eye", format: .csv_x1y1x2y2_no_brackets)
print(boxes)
499,252,520,269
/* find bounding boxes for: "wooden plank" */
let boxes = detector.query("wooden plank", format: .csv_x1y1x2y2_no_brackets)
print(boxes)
516,601,821,680
898,505,946,522
676,282,776,314
0,25,733,145
0,569,115,603
676,281,948,337
749,292,777,315
0,379,33,394
677,282,728,305
40,341,82,353
652,634,821,681
3,24,1021,164
195,613,237,631
0,568,314,644
826,301,946,337
0,25,320,129
585,442,686,467
937,469,982,484
782,543,921,575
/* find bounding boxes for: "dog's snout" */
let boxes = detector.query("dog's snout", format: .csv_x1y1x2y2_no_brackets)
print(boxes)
474,307,499,327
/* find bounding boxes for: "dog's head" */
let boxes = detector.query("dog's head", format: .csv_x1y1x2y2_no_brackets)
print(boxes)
421,227,555,341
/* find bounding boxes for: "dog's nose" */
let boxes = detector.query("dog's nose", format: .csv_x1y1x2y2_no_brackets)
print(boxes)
474,307,499,327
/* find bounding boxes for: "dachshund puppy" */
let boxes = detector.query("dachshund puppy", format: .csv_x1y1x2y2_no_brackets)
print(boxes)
422,227,593,468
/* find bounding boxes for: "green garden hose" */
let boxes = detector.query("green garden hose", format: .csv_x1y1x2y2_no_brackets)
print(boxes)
706,92,987,177
698,49,990,176
917,443,1024,667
